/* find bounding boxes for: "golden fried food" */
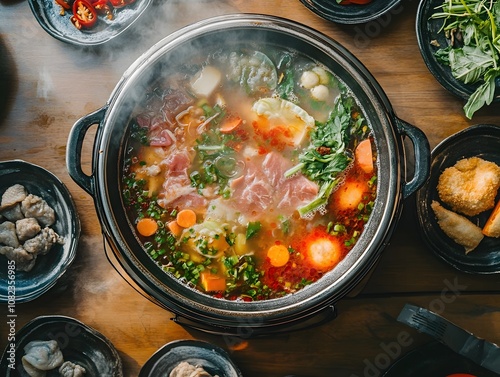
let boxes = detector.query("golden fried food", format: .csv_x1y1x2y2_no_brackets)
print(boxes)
437,157,500,217
431,201,484,254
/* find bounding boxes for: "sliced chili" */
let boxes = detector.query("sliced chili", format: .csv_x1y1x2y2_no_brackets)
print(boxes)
108,0,135,9
71,0,97,29
55,0,73,10
93,0,114,20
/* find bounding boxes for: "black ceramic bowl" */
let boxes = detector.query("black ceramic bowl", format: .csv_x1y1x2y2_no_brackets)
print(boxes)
416,0,500,102
0,315,123,377
382,340,499,376
28,0,152,46
415,124,500,274
300,0,402,24
0,160,81,303
139,340,242,377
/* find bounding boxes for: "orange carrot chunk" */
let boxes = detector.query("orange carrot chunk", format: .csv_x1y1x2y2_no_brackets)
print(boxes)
483,200,500,237
220,116,242,133
200,271,226,292
136,218,158,237
167,220,183,237
355,139,374,174
176,209,197,228
267,244,290,267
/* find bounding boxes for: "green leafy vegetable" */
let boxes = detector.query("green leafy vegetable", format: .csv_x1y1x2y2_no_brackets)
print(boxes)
430,0,500,118
246,221,262,239
285,96,354,216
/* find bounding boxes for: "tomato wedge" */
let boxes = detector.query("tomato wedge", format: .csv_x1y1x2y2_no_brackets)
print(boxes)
70,0,97,29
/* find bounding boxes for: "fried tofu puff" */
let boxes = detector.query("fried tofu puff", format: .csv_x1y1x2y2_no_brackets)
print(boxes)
437,157,500,217
431,201,484,253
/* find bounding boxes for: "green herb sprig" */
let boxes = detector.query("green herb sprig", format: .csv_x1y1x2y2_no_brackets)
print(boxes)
431,0,500,118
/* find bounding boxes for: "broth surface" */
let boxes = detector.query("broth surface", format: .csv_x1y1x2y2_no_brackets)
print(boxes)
122,45,377,300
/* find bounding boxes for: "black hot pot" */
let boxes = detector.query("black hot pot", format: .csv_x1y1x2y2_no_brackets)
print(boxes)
67,14,430,336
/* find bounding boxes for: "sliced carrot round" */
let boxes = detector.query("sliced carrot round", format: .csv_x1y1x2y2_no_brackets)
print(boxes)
176,209,197,228
355,138,374,174
267,244,290,267
136,218,158,237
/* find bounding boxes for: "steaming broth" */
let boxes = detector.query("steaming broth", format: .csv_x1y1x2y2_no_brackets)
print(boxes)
122,45,377,300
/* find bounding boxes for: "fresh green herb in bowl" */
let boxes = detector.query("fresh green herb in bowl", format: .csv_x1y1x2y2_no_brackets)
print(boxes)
430,0,500,119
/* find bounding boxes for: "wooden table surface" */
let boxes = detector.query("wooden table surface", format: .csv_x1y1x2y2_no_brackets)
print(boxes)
1,0,500,376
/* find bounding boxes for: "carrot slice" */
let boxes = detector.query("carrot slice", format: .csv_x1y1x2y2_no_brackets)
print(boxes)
355,139,374,174
136,218,158,237
267,244,290,267
176,209,197,228
220,116,242,133
483,200,500,237
200,271,226,292
167,220,183,237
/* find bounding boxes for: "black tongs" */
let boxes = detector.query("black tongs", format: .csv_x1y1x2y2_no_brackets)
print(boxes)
397,303,500,374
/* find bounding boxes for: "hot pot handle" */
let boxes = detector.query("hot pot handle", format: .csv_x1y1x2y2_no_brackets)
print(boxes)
395,118,431,199
66,107,107,196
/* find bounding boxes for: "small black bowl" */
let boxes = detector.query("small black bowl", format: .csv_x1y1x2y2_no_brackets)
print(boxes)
0,160,81,302
382,340,498,376
28,0,153,46
415,124,500,274
0,315,123,376
299,0,402,25
416,0,500,102
139,340,242,377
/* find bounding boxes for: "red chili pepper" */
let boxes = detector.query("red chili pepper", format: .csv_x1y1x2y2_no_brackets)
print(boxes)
108,0,135,9
70,0,97,29
92,0,114,20
55,0,73,10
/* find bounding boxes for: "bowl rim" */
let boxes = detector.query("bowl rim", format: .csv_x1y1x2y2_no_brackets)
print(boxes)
299,0,403,25
138,339,242,377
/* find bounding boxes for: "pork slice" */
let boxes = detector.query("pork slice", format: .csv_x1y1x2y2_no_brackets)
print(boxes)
262,151,319,211
262,151,289,187
0,221,20,247
276,176,319,210
161,90,194,127
229,163,274,214
21,194,56,227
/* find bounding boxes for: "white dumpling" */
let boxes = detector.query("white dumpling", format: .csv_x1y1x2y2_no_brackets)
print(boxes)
59,361,86,377
22,340,64,377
